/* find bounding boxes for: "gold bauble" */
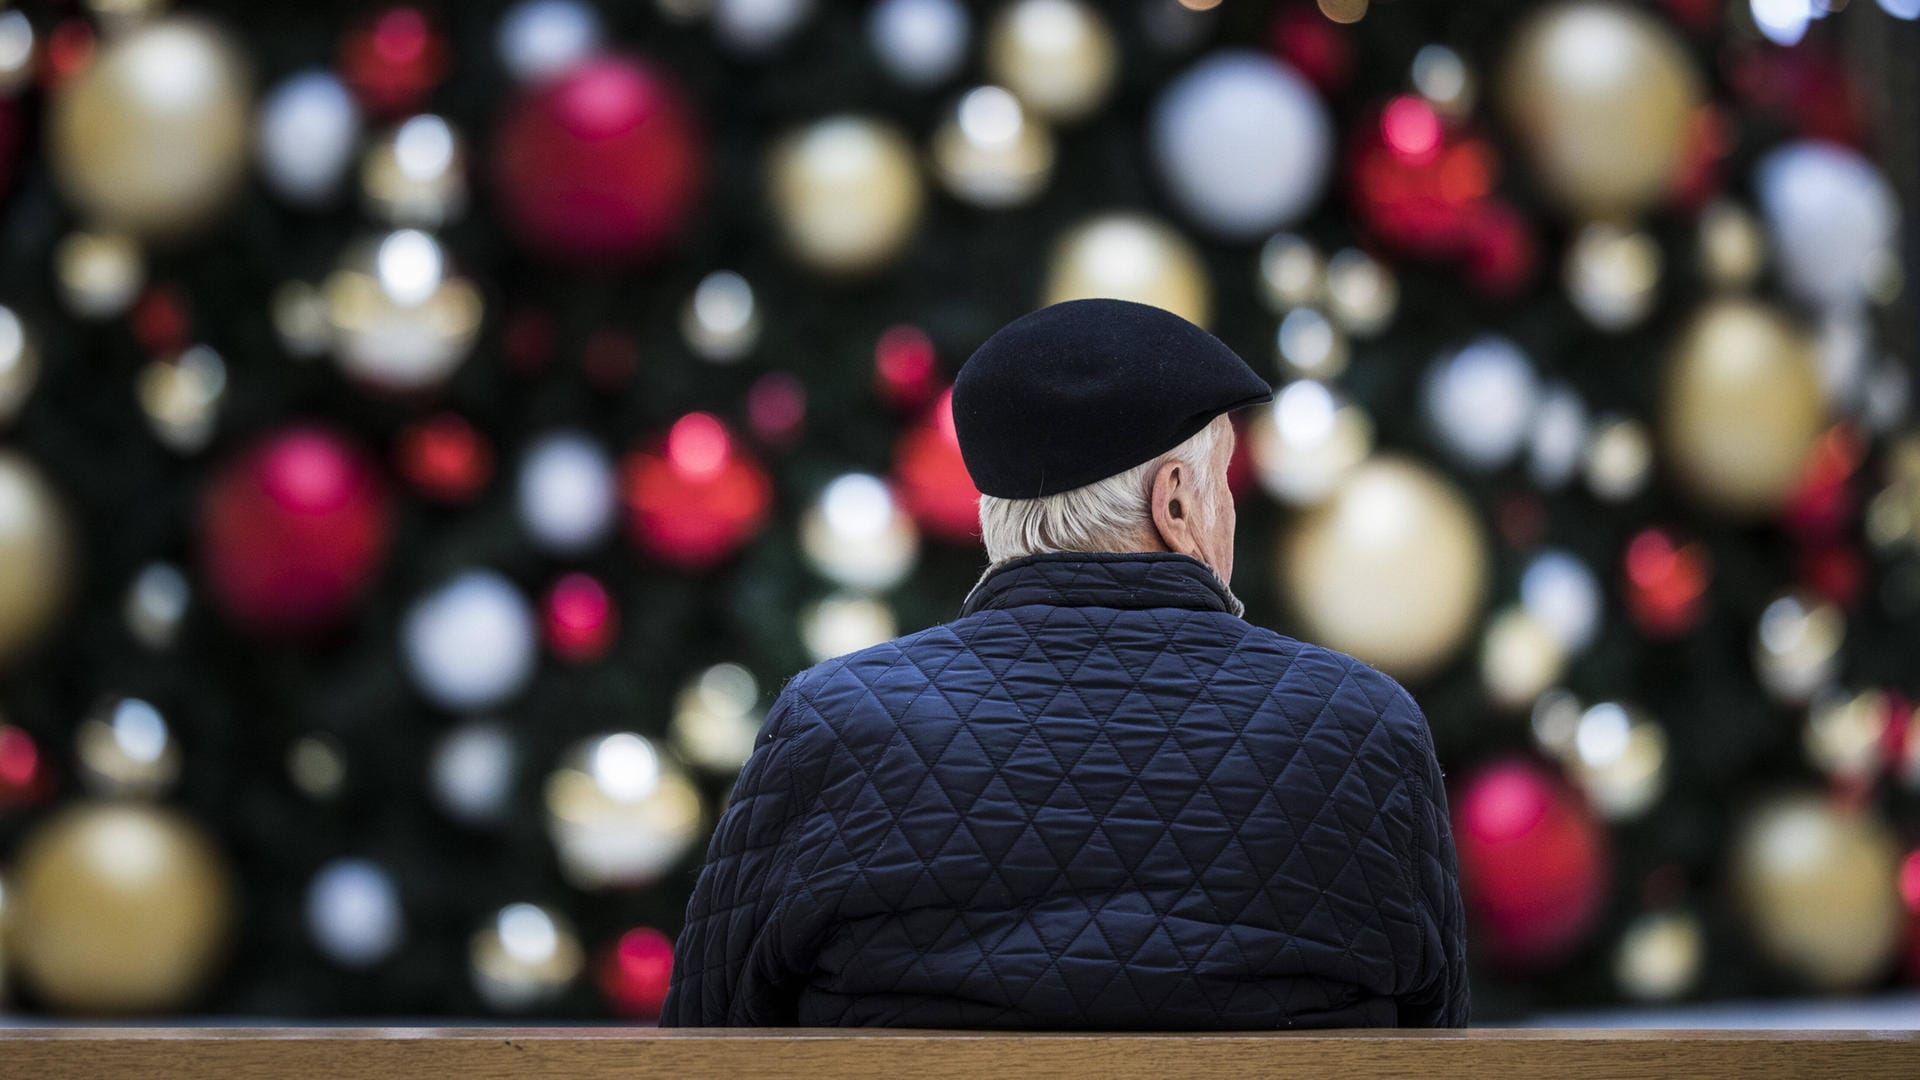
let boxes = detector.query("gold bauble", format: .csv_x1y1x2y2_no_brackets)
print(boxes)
1496,1,1702,219
361,115,468,228
800,591,897,663
984,0,1117,124
544,732,703,890
470,902,584,1012
324,230,484,393
1042,213,1212,328
799,473,920,592
931,86,1056,209
670,662,764,774
10,802,234,1013
0,452,73,671
50,18,252,239
1280,455,1488,679
1246,380,1372,506
76,697,183,798
1564,222,1661,332
1615,909,1703,1002
1731,793,1901,990
1662,299,1824,517
1567,702,1667,821
1698,200,1765,290
1479,607,1566,711
767,116,924,275
0,305,38,426
53,232,145,321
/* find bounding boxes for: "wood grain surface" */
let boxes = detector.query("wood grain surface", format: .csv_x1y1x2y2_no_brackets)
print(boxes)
1,1028,1917,1080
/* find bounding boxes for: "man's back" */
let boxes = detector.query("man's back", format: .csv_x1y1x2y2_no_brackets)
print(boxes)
663,552,1468,1028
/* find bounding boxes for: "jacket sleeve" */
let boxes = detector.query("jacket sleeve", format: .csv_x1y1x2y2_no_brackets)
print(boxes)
661,688,818,1026
1393,694,1471,1028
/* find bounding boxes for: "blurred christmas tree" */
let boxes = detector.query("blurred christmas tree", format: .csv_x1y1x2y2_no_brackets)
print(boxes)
0,0,1916,1020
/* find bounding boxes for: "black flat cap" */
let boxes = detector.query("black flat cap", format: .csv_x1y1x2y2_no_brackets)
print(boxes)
952,299,1273,499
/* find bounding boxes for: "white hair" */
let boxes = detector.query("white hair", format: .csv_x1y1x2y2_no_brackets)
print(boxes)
978,414,1232,565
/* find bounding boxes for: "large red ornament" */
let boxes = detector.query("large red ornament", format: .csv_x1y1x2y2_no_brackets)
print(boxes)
200,427,390,634
892,389,980,544
598,927,674,1019
621,413,772,569
874,325,937,412
397,413,493,504
1622,528,1710,639
492,57,704,265
1453,758,1610,968
339,7,450,117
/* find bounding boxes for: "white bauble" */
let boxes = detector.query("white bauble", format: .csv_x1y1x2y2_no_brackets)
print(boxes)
799,473,920,591
257,71,361,207
1529,382,1589,490
496,0,602,83
430,720,518,827
1424,336,1539,470
517,432,616,555
714,0,813,54
1149,51,1333,239
306,858,403,968
1521,549,1603,655
403,571,537,711
869,0,970,88
1756,141,1900,310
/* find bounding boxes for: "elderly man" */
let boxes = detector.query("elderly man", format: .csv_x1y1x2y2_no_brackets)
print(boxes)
663,299,1468,1029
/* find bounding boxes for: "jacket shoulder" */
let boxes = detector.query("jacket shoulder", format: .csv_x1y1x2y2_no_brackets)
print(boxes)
770,623,974,738
1237,626,1433,746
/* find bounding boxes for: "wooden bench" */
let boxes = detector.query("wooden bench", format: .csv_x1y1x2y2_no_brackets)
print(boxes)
2,1028,1917,1079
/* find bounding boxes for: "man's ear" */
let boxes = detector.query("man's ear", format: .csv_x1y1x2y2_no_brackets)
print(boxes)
1149,458,1198,557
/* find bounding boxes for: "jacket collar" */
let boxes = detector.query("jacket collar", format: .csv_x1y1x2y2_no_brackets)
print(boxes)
960,552,1243,618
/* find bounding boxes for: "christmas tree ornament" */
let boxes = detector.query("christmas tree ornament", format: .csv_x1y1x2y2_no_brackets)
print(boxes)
1527,384,1588,491
471,902,584,1011
199,427,389,635
985,0,1116,123
518,431,616,555
0,9,32,93
137,345,227,454
749,371,808,450
397,413,492,504
713,0,814,54
545,732,703,889
1615,909,1703,1001
1803,689,1887,782
1323,249,1397,337
50,17,251,239
599,927,675,1020
1274,308,1348,380
287,733,348,801
1662,299,1824,517
873,325,938,412
622,413,774,570
1150,51,1332,239
671,662,764,774
1280,455,1486,679
272,281,332,359
256,71,361,208
1245,380,1372,506
132,286,192,356
324,229,484,394
1520,550,1602,655
767,116,924,274
1566,702,1667,820
76,697,181,798
1529,689,1583,760
931,86,1056,209
543,572,616,663
361,114,467,227
1411,44,1475,120
10,802,234,1013
1042,213,1211,328
493,56,703,264
1732,793,1901,990
680,270,762,362
1564,222,1662,332
339,7,448,117
800,591,898,663
0,305,35,426
800,473,921,592
1496,1,1702,219
1422,336,1537,471
1257,233,1324,313
306,858,403,969
1756,141,1900,311
496,0,602,84
1583,416,1654,503
430,720,518,827
892,390,982,543
52,231,144,320
1480,607,1567,712
1622,527,1709,638
403,570,538,712
1754,592,1844,704
1452,758,1609,968
124,562,190,651
0,721,50,807
869,0,970,88
0,451,73,670
1697,199,1765,290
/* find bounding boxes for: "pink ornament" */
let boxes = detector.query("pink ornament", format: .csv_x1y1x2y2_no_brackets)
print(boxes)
545,572,616,663
1453,758,1609,968
621,413,772,569
892,389,979,544
599,927,674,1019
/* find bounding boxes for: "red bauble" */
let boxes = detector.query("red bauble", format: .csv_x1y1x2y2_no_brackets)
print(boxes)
1453,758,1610,968
545,572,617,663
397,413,493,504
0,723,50,807
200,427,390,635
874,325,937,412
892,389,980,544
1268,4,1352,93
132,286,192,356
492,57,704,265
1900,849,1920,983
748,372,807,451
340,6,449,117
621,413,772,570
599,927,675,1019
1622,528,1710,639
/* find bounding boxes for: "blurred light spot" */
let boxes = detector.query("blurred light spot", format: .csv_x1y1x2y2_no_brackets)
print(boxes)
1317,0,1368,23
666,413,730,479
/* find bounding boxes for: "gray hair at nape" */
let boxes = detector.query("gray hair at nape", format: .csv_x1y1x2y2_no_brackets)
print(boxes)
977,413,1233,566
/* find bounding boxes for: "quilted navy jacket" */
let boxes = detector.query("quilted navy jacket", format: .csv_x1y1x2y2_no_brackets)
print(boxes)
662,552,1469,1029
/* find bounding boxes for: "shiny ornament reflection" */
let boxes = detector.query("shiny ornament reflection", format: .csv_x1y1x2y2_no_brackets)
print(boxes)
53,233,145,320
471,902,584,1011
1566,702,1667,820
76,697,182,798
1754,593,1843,704
801,592,897,663
545,732,704,889
1615,910,1703,1001
671,663,765,773
801,474,921,592
932,86,1055,209
403,571,538,712
681,270,762,362
257,71,362,207
324,231,483,394
361,114,467,226
1564,222,1661,332
1043,213,1211,328
1423,336,1537,471
306,858,404,969
1245,380,1372,506
768,116,924,274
